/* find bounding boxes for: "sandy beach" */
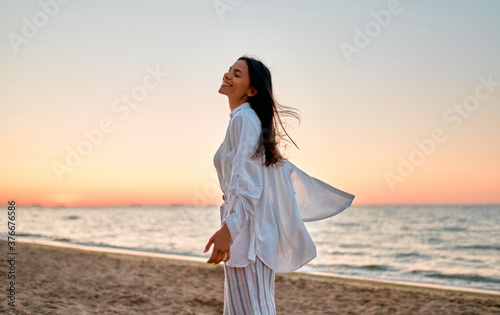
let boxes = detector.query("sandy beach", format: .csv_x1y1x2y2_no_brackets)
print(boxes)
1,240,499,315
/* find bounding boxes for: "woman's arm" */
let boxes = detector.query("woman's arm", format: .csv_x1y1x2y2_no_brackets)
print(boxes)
222,114,264,239
205,112,264,264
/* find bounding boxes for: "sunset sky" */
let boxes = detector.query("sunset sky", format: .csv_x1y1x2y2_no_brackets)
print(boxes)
1,0,499,206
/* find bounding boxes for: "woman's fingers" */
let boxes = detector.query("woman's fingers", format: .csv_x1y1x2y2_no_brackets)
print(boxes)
207,248,229,264
214,249,224,264
207,250,218,264
216,250,230,264
204,236,214,253
210,251,220,264
206,251,216,263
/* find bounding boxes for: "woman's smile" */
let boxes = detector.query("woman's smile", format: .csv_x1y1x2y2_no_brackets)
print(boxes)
220,81,232,88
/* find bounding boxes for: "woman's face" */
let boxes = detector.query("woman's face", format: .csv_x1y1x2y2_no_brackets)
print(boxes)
219,59,256,103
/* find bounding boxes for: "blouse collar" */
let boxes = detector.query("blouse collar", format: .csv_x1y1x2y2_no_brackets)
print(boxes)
230,102,251,119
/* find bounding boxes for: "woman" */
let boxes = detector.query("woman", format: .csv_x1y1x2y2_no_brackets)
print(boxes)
204,56,354,314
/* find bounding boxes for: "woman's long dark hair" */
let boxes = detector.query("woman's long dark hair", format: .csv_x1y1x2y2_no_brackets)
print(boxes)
238,56,301,167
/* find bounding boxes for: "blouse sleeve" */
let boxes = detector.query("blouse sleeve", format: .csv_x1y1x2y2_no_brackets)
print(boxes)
223,114,264,240
285,160,355,221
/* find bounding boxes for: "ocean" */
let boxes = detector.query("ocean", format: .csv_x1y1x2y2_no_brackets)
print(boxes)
2,205,499,292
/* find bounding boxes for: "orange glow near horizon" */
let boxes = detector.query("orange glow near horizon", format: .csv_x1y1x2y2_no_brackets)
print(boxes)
3,160,500,207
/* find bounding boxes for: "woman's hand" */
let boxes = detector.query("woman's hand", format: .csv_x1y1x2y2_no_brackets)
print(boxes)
204,224,232,264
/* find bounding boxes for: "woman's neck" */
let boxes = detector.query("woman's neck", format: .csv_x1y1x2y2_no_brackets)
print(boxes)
229,98,249,112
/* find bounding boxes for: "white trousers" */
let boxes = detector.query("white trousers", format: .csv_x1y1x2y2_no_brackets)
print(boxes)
223,257,276,315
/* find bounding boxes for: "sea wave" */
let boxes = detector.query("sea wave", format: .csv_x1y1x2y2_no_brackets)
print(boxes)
410,270,500,284
452,245,500,251
394,252,432,260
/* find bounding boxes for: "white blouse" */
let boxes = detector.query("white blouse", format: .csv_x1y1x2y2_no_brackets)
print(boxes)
214,102,354,273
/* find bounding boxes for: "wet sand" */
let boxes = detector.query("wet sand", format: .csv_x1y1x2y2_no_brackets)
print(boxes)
1,240,499,314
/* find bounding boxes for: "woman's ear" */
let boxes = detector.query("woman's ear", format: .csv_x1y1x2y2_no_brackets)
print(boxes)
247,87,258,97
